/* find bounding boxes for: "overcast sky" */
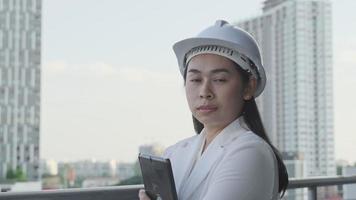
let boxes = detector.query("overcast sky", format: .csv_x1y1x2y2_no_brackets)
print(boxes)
41,0,356,164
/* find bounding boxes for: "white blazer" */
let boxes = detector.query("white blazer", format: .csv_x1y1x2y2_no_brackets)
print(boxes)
163,117,279,200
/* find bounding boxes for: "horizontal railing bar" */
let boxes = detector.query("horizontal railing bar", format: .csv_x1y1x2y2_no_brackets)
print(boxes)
1,176,356,199
288,175,356,189
0,184,144,200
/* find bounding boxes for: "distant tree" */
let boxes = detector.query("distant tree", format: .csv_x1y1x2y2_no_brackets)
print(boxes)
336,166,343,175
15,167,27,181
116,174,143,185
116,159,144,186
6,169,16,180
73,176,86,188
42,173,55,178
6,167,27,181
101,172,110,177
133,159,142,177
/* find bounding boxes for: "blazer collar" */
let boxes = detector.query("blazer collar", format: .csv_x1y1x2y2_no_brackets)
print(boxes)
208,116,249,148
174,132,205,196
180,116,248,199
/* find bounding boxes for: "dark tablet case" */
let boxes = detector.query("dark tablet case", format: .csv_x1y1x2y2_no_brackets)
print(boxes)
138,153,178,200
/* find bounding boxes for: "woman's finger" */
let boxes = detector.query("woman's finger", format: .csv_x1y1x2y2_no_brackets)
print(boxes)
138,189,151,200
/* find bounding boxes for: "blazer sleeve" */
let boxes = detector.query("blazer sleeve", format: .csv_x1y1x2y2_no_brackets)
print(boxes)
202,140,277,200
163,146,172,158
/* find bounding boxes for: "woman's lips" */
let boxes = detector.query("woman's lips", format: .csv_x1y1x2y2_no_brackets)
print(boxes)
197,105,218,113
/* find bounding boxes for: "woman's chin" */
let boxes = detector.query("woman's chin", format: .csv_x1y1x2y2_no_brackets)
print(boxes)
196,116,220,126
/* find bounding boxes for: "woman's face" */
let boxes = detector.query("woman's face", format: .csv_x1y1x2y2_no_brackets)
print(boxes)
185,53,248,130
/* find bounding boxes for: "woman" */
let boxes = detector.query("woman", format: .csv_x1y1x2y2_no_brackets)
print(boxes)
139,20,288,200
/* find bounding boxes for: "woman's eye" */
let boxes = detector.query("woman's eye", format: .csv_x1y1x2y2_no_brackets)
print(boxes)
214,79,226,82
190,79,201,82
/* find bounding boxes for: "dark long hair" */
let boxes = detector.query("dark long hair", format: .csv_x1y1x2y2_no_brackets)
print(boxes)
184,62,289,197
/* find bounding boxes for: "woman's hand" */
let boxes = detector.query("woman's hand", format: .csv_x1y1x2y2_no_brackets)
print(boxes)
138,189,151,200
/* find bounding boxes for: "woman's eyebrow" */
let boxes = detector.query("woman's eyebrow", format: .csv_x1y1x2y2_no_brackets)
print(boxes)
210,68,230,74
187,68,201,74
188,68,231,74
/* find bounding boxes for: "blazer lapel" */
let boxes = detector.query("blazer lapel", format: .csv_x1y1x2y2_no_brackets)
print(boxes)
180,141,224,200
180,117,247,200
171,133,205,196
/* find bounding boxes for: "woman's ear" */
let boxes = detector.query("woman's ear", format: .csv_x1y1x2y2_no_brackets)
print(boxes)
243,77,257,100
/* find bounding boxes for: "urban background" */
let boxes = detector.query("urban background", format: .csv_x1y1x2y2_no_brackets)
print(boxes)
0,0,355,199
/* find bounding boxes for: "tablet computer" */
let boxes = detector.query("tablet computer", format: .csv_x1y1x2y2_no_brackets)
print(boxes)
138,153,178,200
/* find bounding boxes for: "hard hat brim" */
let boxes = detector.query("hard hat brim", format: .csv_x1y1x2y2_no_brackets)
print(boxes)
173,37,266,97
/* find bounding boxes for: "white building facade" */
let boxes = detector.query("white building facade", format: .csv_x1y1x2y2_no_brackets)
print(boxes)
237,0,335,177
0,0,41,181
343,166,356,199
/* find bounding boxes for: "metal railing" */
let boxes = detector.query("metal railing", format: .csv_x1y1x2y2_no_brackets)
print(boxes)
0,184,143,200
0,175,356,200
287,175,356,199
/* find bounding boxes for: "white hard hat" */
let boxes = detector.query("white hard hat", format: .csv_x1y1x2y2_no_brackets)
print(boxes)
173,19,266,97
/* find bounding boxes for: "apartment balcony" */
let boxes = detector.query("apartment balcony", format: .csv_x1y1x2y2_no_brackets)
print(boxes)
1,176,356,200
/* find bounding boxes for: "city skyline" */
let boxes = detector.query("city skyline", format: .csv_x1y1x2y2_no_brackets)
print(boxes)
40,0,356,164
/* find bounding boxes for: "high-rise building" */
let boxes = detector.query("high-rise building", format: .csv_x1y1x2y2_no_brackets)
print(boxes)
343,166,356,199
0,0,41,181
237,0,335,177
283,152,307,200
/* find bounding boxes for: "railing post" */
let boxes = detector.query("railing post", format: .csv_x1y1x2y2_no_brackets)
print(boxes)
308,186,317,200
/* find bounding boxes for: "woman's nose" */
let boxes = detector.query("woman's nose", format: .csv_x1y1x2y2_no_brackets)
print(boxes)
199,81,214,99
200,93,213,99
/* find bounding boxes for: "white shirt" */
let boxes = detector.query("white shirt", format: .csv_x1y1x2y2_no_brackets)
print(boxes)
163,117,279,200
